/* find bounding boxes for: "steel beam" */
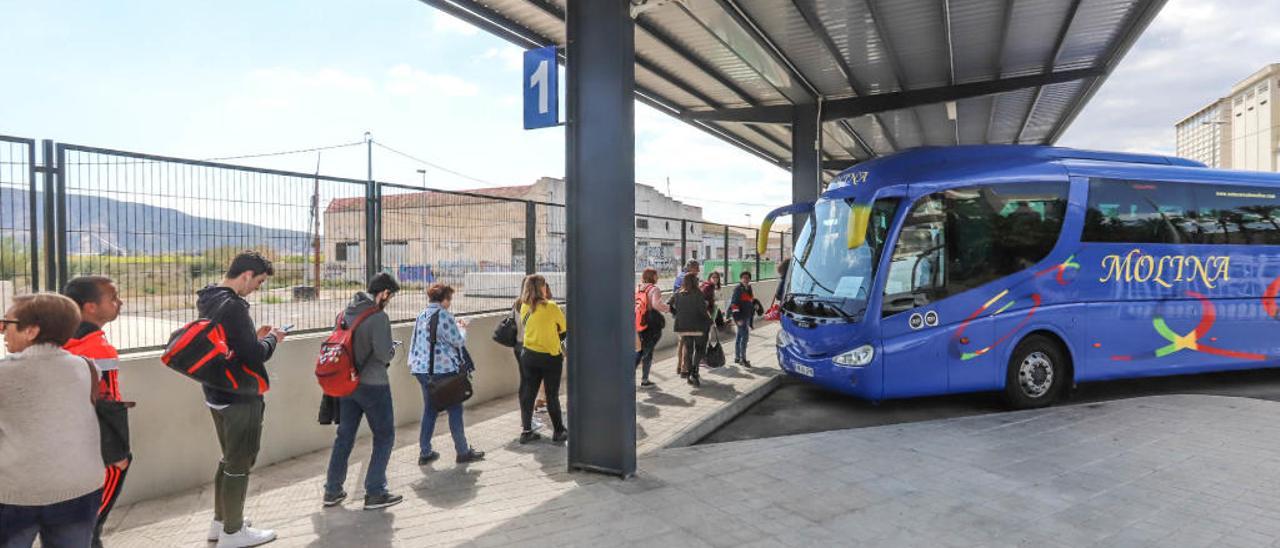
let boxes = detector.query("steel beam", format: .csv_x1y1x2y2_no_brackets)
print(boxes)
1046,0,1168,143
792,102,820,245
984,0,1016,143
685,68,1103,124
1015,0,1084,144
565,0,636,478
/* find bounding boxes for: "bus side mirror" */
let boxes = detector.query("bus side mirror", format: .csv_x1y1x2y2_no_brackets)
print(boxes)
847,205,870,249
756,217,775,256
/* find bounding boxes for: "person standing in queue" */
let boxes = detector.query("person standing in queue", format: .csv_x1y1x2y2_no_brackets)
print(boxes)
198,251,286,548
61,276,128,548
670,260,700,376
0,293,104,548
634,268,669,388
323,273,404,511
729,271,761,366
410,283,485,466
516,275,567,444
672,272,711,387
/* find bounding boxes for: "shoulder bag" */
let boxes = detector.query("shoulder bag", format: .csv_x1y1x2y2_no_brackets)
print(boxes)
427,311,473,410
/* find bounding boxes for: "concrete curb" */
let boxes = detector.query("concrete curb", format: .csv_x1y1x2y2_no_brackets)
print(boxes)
660,372,784,449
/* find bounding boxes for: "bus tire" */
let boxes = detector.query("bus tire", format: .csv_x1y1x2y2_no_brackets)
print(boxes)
1003,335,1065,409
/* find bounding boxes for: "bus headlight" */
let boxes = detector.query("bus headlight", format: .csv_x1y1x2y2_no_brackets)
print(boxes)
776,329,793,347
833,344,874,367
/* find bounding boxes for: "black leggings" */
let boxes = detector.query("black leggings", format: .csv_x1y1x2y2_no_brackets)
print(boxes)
680,334,707,378
519,349,564,433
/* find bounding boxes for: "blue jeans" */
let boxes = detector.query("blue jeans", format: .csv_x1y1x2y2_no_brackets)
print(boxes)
414,373,470,457
325,383,395,497
735,320,751,360
0,489,101,548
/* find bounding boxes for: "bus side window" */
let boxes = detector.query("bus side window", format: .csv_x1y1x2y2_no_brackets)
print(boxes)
883,194,947,315
883,182,1069,317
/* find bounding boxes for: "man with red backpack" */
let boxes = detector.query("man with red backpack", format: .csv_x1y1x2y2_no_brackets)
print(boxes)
198,251,286,548
634,268,669,387
322,272,403,511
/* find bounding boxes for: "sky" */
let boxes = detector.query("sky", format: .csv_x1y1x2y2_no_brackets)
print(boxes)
1,0,1278,225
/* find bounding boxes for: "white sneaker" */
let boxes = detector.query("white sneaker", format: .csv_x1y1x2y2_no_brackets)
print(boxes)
208,519,253,542
216,525,276,548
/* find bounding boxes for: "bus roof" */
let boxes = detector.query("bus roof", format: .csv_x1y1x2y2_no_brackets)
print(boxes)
825,145,1214,199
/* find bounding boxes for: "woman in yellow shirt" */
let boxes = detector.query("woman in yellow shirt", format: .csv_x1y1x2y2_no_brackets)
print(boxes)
517,275,567,444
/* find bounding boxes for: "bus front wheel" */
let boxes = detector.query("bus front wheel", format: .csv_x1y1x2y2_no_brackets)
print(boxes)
1003,335,1065,409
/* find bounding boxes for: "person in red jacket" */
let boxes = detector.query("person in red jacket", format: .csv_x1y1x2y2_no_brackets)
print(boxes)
62,275,126,548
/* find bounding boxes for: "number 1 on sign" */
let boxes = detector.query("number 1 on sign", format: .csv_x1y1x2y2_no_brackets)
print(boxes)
530,60,549,115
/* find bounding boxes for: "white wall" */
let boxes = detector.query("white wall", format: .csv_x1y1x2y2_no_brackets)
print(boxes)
114,280,776,505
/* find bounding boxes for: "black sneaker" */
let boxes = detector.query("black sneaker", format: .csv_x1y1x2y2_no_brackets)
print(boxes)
519,431,542,444
363,493,404,510
690,375,701,388
417,451,440,466
552,429,568,443
456,450,486,463
741,359,752,367
640,380,655,387
323,490,347,507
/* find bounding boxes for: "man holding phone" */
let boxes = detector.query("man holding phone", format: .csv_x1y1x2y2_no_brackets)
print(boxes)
322,272,403,511
198,251,286,548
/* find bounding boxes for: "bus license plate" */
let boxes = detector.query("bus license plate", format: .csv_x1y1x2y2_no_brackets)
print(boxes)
794,364,814,377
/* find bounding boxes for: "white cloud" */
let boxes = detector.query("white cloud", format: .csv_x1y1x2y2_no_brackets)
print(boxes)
1058,0,1280,155
432,11,478,36
385,63,479,97
480,46,525,72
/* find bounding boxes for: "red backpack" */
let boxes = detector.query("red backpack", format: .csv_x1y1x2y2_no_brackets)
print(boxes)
315,307,379,397
162,300,270,395
635,284,652,332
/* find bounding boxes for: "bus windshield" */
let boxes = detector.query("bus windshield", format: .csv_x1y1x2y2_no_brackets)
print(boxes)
787,197,899,320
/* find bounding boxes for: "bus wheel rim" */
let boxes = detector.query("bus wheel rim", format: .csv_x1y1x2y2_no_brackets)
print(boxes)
1019,351,1053,399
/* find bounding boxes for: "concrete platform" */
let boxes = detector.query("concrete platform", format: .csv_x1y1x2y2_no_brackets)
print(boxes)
103,322,1280,547
101,325,782,547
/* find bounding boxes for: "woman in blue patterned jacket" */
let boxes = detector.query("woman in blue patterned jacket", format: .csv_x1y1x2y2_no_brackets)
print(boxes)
408,283,485,466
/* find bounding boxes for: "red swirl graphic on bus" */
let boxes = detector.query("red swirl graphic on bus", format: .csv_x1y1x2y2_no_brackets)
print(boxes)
1110,291,1265,362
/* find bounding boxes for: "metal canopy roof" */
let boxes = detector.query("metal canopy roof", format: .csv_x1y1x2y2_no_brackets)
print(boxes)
421,0,1167,174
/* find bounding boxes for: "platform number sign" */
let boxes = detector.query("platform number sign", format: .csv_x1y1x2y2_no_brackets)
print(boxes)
523,46,559,130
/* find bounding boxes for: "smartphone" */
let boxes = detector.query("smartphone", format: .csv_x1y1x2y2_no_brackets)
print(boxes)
280,323,295,333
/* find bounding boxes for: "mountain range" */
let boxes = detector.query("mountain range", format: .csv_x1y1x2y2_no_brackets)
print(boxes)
0,187,311,255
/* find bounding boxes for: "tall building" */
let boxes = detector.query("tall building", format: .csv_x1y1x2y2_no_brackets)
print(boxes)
1229,64,1280,172
1175,63,1280,172
1175,98,1231,168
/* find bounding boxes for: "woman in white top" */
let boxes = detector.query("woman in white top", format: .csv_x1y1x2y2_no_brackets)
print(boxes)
0,293,104,548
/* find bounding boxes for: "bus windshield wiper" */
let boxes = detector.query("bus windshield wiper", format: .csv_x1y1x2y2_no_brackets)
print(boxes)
789,258,838,295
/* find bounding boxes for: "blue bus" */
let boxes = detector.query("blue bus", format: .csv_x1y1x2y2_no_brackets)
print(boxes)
762,145,1280,409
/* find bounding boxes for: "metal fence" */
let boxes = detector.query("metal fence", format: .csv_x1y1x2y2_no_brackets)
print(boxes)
0,137,789,352
0,136,37,320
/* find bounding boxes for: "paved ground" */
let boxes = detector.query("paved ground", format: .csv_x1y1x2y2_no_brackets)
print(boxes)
705,365,1280,444
101,324,781,547
102,321,1280,547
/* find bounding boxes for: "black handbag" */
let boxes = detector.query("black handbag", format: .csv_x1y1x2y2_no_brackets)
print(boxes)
427,312,473,410
82,358,132,464
96,400,132,464
493,306,518,347
705,327,726,368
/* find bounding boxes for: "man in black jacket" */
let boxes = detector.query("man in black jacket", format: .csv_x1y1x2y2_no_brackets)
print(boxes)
199,251,286,548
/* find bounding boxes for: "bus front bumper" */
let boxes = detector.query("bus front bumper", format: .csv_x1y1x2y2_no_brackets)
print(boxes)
776,343,881,401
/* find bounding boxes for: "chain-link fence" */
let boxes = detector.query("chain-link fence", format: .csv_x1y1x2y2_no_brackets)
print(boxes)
8,137,791,352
